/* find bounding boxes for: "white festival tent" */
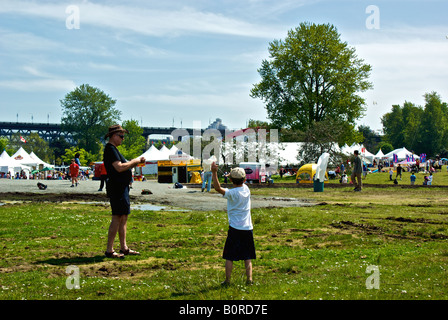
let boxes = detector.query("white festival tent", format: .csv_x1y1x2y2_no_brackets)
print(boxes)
0,150,10,162
340,143,351,155
138,144,194,175
383,147,420,162
140,145,165,161
374,149,385,159
169,145,193,160
30,152,54,169
11,147,37,167
1,147,56,178
0,150,32,177
158,145,172,160
139,145,166,175
340,143,375,164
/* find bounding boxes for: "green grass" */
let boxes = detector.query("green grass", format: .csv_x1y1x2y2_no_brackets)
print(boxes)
272,165,448,186
0,184,447,300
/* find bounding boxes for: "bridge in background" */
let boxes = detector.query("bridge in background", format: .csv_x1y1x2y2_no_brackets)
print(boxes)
0,122,228,144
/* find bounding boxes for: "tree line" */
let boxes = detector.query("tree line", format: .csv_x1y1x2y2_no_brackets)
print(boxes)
380,92,448,158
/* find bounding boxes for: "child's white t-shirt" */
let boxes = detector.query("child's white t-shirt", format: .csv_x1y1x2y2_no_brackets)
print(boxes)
223,184,253,230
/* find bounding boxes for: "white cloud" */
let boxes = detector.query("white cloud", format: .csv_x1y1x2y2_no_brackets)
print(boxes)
0,0,283,38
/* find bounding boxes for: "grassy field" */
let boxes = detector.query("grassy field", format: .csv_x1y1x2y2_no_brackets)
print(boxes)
0,175,447,301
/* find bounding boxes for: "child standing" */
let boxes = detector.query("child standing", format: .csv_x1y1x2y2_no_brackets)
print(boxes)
211,162,255,286
410,172,416,185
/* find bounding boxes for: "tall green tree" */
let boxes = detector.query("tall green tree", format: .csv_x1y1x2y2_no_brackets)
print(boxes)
250,22,372,133
60,84,121,155
419,92,447,157
62,146,97,166
0,137,10,154
381,102,424,151
381,104,405,149
117,119,146,160
376,142,393,155
381,92,447,156
50,137,72,166
357,125,380,153
401,102,423,153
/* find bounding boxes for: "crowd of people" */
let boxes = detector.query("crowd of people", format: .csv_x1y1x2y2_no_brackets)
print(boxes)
2,167,91,181
331,152,445,188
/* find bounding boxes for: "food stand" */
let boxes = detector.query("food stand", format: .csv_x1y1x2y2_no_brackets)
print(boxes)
157,157,201,184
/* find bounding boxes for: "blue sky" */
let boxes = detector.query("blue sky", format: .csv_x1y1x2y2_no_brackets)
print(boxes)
0,0,447,132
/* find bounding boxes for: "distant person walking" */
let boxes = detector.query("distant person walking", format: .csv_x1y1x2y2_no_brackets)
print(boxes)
103,124,146,258
69,159,79,187
98,162,107,191
351,150,362,191
396,164,403,180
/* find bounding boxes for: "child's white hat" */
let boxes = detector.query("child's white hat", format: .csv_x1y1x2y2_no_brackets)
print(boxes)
228,167,246,179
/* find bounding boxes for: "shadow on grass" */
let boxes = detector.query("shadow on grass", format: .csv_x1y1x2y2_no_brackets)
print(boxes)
35,255,107,266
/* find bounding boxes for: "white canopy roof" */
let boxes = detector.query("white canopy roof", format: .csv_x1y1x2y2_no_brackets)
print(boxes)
383,147,419,161
0,152,32,174
11,147,37,166
30,152,54,168
139,144,196,162
169,145,193,160
341,143,374,163
1,150,10,161
374,149,385,159
158,145,172,159
140,145,166,161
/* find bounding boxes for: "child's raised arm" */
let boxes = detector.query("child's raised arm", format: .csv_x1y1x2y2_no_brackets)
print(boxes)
211,162,226,195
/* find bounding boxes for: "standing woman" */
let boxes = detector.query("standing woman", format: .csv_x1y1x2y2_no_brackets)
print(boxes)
103,124,146,258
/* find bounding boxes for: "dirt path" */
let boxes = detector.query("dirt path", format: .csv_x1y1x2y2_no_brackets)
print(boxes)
0,179,315,211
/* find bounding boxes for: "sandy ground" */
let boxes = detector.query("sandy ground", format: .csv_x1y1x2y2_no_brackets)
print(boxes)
0,178,315,211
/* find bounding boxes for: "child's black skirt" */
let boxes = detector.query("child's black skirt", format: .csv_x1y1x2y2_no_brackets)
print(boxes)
223,226,256,261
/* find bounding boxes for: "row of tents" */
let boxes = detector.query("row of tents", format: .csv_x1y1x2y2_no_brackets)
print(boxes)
0,147,54,177
137,142,423,170
0,141,425,178
340,143,421,164
137,144,192,174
